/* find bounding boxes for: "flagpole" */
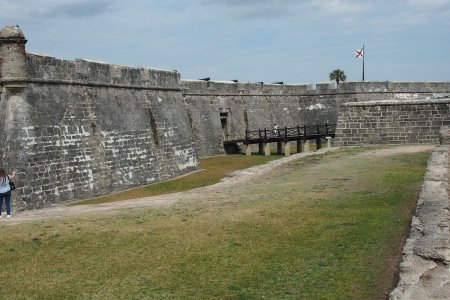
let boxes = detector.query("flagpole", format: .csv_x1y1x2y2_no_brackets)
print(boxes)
362,45,365,81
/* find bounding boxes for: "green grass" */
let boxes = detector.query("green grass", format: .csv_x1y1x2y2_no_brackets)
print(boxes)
0,147,430,299
76,154,283,205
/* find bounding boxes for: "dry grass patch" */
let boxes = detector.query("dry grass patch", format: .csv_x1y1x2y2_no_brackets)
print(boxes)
76,154,283,205
0,147,431,299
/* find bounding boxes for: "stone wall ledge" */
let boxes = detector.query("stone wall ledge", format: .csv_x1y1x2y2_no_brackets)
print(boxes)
182,80,450,96
390,145,450,300
0,78,182,91
182,89,450,98
342,99,450,107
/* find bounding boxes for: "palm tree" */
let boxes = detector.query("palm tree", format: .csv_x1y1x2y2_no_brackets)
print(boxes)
329,69,347,85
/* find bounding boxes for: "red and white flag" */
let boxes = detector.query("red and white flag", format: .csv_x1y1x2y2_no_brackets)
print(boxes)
355,48,364,58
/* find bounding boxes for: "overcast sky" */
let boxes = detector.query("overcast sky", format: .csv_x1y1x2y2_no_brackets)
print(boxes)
1,0,449,84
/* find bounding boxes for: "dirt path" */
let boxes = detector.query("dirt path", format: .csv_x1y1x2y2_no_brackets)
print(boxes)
4,145,435,225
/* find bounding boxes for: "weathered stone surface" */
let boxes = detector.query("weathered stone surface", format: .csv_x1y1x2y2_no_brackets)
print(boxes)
335,100,450,146
0,25,25,38
424,147,448,181
1,34,198,210
390,146,450,300
439,126,450,145
181,80,343,157
182,81,450,156
0,25,27,84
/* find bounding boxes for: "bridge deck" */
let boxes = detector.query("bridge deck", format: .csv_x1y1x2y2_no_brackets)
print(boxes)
224,124,336,145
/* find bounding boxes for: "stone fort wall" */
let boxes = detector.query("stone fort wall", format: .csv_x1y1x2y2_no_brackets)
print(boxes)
1,25,450,210
335,99,450,146
182,80,342,156
1,50,198,210
182,80,450,156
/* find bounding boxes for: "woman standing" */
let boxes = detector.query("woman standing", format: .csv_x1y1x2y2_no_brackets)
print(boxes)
0,168,16,219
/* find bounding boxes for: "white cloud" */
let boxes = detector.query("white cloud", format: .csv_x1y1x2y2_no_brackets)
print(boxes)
407,0,450,8
366,11,429,32
44,0,115,18
0,0,115,19
200,0,299,20
309,0,370,14
0,0,449,83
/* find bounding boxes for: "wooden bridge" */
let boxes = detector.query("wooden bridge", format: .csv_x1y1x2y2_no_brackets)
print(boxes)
223,123,336,155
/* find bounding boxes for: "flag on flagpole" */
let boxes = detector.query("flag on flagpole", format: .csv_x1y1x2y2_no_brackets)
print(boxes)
355,48,364,58
355,45,365,81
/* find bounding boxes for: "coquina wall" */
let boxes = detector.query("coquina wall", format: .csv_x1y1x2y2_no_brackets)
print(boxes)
0,26,198,210
335,99,450,146
181,81,344,156
182,80,450,156
1,25,450,210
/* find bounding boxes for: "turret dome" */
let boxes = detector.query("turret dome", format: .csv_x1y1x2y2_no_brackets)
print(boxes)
0,25,25,39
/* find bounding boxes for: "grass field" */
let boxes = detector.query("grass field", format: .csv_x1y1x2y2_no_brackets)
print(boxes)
0,147,430,299
76,154,283,205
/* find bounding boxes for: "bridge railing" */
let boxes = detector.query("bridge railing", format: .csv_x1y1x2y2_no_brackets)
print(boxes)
245,123,336,141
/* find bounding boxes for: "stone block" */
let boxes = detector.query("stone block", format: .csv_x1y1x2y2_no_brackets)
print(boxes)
439,126,450,145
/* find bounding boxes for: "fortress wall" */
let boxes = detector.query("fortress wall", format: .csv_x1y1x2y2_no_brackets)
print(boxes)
322,81,450,103
320,81,450,94
0,54,198,210
181,80,341,156
293,81,450,103
334,99,450,146
181,80,450,157
26,54,181,87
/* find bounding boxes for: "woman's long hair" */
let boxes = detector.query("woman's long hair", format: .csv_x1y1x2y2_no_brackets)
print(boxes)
0,168,7,183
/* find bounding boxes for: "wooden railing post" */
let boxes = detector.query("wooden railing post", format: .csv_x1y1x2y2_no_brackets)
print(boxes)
226,123,335,152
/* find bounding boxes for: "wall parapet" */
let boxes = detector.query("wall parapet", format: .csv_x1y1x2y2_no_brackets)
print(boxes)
0,78,182,91
337,81,450,93
27,54,181,89
181,80,313,96
341,98,450,107
182,80,450,97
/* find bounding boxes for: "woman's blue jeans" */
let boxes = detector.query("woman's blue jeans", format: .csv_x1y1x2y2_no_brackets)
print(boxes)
0,191,11,215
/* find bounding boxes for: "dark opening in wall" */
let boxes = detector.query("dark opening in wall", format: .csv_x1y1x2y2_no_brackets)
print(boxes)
220,112,228,139
148,108,159,146
91,121,96,134
187,110,193,129
244,111,249,130
224,142,240,154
